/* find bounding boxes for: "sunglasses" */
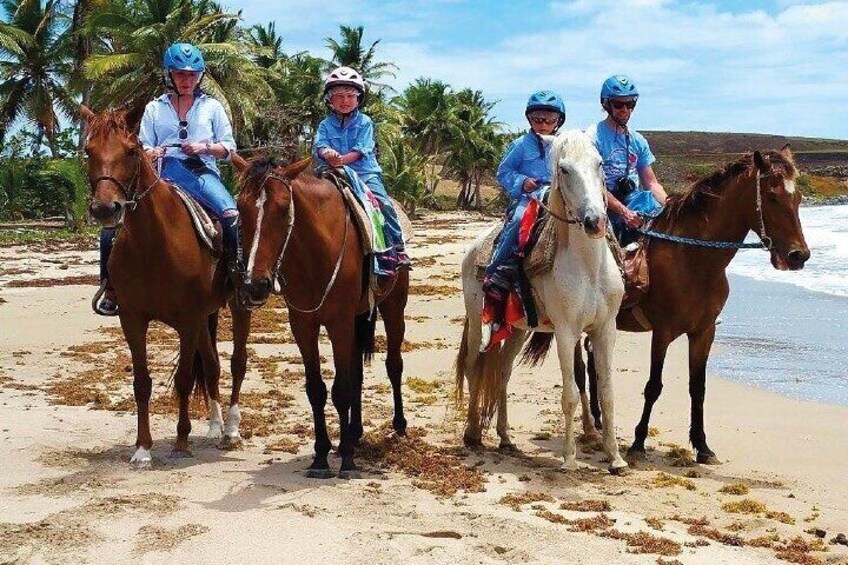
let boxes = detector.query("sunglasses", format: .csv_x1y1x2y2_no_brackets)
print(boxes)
178,120,188,140
529,116,559,125
610,100,637,110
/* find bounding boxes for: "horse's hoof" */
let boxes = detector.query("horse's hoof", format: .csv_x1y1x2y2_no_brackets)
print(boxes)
498,442,518,453
306,468,334,479
561,459,579,472
130,448,152,469
626,446,646,463
219,434,243,451
206,423,223,440
609,462,630,476
697,452,721,465
338,469,362,480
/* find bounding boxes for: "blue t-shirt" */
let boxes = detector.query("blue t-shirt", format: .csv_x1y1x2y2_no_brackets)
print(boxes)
586,120,655,192
496,132,552,199
312,110,382,180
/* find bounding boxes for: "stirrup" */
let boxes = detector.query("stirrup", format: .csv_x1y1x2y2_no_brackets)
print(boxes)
91,279,118,316
479,323,493,353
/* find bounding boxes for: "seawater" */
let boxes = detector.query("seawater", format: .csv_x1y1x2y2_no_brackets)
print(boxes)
713,205,848,406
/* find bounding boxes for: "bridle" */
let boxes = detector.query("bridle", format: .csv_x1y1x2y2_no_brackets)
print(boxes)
89,144,160,221
246,172,349,313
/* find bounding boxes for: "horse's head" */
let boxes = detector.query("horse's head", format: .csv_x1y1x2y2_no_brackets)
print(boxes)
548,131,607,237
751,146,810,271
237,157,312,309
80,105,146,225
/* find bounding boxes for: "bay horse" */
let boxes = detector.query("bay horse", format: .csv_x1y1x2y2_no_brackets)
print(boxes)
236,158,410,479
455,130,629,474
82,106,252,466
581,146,809,465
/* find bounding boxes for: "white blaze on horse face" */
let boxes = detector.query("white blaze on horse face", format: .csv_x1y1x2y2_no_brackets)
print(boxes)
784,180,796,195
246,189,268,277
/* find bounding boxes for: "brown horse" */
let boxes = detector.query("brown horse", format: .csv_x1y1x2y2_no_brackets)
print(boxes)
82,106,251,466
236,158,410,478
579,146,810,465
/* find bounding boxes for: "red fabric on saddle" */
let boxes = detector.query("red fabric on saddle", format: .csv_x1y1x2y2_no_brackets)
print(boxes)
518,198,540,249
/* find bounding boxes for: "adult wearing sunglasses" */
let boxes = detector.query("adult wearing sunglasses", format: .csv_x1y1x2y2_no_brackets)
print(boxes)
587,75,667,246
480,90,566,350
95,42,242,316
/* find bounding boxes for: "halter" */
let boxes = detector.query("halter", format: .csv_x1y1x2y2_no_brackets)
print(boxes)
636,169,776,251
250,172,350,314
540,170,609,231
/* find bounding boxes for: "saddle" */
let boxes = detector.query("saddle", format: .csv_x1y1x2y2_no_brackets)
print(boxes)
172,187,221,255
473,213,558,281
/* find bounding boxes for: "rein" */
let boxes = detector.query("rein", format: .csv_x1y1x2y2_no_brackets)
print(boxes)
636,171,774,251
256,172,350,314
90,147,162,223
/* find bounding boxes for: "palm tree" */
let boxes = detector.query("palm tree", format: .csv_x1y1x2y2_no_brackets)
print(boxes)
0,0,74,156
82,0,268,133
324,25,397,95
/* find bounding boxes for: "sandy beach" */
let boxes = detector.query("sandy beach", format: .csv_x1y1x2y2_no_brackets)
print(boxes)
0,212,846,565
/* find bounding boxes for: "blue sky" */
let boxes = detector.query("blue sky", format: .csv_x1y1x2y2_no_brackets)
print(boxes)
227,0,848,139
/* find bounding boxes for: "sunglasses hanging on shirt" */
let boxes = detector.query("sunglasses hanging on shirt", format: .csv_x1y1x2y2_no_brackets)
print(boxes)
178,120,188,140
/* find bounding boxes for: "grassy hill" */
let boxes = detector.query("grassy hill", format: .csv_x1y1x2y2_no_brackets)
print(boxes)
643,131,848,200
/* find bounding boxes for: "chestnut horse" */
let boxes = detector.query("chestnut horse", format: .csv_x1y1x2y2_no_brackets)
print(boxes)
579,146,809,465
82,107,252,466
236,158,410,478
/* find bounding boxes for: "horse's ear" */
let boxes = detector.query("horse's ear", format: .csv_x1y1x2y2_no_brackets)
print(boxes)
123,104,146,133
780,143,793,161
231,152,248,173
280,157,312,180
753,150,768,172
79,105,95,122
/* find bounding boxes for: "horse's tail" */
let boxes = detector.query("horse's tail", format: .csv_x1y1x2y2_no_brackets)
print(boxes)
355,310,378,366
189,313,217,404
520,332,554,367
454,317,504,430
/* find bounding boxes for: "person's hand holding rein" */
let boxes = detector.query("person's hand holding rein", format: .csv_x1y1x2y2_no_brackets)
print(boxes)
145,146,165,161
522,177,538,192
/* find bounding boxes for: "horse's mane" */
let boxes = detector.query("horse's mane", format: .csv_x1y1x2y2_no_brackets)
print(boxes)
86,111,134,141
658,150,797,226
238,156,286,201
553,129,599,163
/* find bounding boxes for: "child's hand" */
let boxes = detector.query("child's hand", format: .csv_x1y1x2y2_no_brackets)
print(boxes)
322,149,343,167
523,178,538,192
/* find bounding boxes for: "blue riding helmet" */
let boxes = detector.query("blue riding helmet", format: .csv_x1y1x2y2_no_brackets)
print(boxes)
163,43,206,72
525,90,566,130
600,75,639,101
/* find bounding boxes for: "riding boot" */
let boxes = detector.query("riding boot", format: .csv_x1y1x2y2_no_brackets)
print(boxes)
221,215,247,299
94,227,119,316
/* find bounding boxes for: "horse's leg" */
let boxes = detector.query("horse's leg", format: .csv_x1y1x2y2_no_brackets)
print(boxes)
172,324,202,455
496,329,524,450
461,318,484,447
574,340,601,443
199,313,223,439
628,331,673,460
349,312,371,445
380,282,408,437
327,319,359,479
588,323,628,474
688,325,719,464
224,300,251,447
585,339,603,431
121,315,152,468
554,328,581,470
292,316,332,478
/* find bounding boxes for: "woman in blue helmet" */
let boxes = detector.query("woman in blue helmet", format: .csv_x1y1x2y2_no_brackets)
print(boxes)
587,75,667,246
95,42,243,315
481,90,566,349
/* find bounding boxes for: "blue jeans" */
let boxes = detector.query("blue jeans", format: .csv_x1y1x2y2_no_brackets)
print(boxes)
485,186,547,286
161,157,236,217
360,173,404,249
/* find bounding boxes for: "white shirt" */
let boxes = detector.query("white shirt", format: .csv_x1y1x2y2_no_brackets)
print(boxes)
139,92,236,175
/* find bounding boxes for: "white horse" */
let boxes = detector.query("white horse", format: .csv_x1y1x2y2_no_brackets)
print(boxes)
455,129,628,474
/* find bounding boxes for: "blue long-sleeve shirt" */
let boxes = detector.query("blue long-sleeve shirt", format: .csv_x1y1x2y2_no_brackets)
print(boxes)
312,110,382,179
138,93,236,176
496,132,552,199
